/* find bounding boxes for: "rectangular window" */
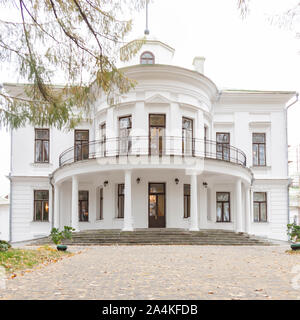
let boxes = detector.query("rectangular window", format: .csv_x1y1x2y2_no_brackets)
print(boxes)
78,190,89,222
216,192,230,222
35,129,49,163
119,116,132,154
253,192,267,222
34,190,49,221
149,114,166,156
252,133,266,166
75,130,89,161
216,133,230,161
204,126,208,157
97,187,104,220
182,117,193,156
100,123,106,156
184,184,190,218
117,184,124,218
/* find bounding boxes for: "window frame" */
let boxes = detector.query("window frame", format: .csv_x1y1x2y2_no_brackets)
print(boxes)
182,117,194,156
34,128,50,163
117,184,125,218
33,190,49,222
252,133,266,166
253,192,268,222
100,122,106,157
149,113,166,156
140,51,155,64
216,192,231,222
118,115,132,155
74,129,89,162
98,187,104,220
216,132,230,161
183,184,190,218
78,190,89,222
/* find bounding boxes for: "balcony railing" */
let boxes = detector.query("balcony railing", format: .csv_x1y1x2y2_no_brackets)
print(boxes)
59,136,247,167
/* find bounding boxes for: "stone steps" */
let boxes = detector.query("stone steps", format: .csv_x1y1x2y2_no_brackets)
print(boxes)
46,229,274,246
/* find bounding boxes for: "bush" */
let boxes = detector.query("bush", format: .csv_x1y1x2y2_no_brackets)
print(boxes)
0,240,11,252
50,226,75,245
287,223,300,242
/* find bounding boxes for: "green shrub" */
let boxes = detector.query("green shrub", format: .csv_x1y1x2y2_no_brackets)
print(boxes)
287,223,300,242
50,226,75,245
0,240,11,252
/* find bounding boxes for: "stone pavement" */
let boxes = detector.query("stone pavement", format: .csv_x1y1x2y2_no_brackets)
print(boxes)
0,245,300,300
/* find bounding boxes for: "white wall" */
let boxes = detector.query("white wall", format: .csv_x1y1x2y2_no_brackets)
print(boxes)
11,178,52,242
0,204,9,241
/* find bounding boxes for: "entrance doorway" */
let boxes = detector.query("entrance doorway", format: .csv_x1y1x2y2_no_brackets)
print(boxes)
148,183,166,228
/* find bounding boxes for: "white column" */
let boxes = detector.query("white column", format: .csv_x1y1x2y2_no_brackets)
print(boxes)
54,184,60,229
190,173,199,231
199,183,208,228
71,176,79,231
245,184,251,234
123,170,133,231
235,178,243,232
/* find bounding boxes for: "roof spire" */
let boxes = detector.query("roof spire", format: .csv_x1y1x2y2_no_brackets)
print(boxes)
144,0,150,35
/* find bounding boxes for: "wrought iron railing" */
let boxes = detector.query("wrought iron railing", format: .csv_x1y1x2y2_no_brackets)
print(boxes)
59,136,247,167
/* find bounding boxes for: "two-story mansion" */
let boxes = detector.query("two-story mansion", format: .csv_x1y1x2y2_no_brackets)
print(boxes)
5,37,296,243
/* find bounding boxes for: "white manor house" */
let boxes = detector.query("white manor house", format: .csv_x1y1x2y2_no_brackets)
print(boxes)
4,37,296,242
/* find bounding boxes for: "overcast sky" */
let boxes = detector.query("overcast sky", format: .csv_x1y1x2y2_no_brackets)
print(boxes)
0,0,299,195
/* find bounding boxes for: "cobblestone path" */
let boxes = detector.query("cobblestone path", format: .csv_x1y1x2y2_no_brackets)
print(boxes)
0,245,300,300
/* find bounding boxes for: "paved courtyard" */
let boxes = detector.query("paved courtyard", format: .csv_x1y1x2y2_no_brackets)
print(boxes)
1,245,300,300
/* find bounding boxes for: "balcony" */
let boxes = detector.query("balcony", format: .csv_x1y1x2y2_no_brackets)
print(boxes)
59,136,247,168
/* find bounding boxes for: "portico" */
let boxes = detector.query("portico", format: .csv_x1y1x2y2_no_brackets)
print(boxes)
52,160,253,233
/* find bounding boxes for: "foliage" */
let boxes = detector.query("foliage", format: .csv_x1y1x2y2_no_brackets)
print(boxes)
0,245,71,274
50,226,75,245
237,0,300,31
0,240,11,252
287,222,300,242
0,0,147,129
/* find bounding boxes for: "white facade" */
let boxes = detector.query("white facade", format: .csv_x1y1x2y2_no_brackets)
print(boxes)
5,38,295,242
288,145,300,224
0,195,9,241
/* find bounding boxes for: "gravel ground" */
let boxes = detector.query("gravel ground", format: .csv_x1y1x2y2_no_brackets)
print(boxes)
0,245,300,300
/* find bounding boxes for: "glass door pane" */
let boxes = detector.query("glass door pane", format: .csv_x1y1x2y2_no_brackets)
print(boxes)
150,127,165,155
182,118,193,156
149,195,157,218
149,183,165,228
149,114,165,156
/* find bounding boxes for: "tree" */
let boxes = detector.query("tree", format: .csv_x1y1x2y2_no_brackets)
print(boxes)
0,0,146,129
238,0,300,30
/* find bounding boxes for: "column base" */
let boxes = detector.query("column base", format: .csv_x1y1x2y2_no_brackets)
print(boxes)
122,227,134,232
189,227,199,231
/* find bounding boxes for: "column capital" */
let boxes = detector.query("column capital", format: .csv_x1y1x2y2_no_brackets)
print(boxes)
185,169,201,176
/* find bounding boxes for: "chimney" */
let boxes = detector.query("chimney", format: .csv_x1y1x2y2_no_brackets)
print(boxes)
192,56,206,74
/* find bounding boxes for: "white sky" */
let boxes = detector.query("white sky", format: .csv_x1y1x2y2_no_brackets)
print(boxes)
0,0,300,195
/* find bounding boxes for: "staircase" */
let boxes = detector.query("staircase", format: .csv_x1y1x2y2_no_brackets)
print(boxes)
51,229,274,246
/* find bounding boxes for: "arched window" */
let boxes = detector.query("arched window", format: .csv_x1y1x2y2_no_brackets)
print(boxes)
140,51,155,64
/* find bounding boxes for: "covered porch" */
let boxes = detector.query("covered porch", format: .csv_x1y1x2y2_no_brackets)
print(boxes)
52,167,253,234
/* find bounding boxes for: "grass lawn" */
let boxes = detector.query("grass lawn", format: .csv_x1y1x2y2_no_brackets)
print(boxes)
0,245,72,275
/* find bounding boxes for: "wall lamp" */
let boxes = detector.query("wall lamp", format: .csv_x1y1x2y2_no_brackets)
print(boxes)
103,180,109,187
203,182,208,188
136,177,141,184
175,178,179,185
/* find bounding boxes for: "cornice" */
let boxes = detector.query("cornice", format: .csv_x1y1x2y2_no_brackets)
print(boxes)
121,64,219,101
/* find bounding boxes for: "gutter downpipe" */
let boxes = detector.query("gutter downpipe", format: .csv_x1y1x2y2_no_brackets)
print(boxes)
49,173,54,230
8,128,13,243
286,92,299,226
